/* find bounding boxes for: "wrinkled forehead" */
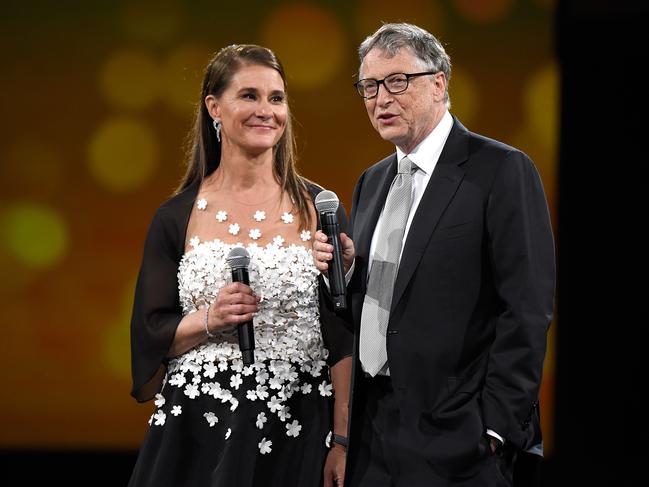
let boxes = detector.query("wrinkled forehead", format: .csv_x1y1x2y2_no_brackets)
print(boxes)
359,47,427,79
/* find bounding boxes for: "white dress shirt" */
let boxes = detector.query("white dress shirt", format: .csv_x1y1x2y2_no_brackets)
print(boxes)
367,109,453,274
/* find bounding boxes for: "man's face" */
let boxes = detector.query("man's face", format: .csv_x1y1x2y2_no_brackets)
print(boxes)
359,48,446,153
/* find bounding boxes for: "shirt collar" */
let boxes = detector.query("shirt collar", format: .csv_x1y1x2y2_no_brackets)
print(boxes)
396,110,453,175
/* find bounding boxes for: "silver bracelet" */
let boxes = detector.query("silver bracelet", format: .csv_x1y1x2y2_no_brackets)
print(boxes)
204,301,216,339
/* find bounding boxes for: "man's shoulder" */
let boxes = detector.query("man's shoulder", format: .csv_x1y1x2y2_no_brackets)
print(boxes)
462,129,539,185
365,152,397,176
465,128,529,162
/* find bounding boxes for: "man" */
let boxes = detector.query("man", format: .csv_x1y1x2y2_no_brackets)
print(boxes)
313,23,555,486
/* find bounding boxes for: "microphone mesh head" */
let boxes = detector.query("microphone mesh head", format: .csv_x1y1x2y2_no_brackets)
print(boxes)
314,190,339,213
226,247,250,269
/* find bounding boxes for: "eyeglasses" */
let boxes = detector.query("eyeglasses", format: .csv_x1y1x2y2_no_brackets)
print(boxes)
354,71,438,99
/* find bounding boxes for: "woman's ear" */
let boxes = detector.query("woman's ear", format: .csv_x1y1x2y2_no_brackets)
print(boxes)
205,95,220,120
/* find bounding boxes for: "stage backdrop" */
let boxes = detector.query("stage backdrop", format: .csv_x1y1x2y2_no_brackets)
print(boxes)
0,0,557,453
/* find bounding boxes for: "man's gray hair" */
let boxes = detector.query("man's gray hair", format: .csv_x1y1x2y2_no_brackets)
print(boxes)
358,23,452,106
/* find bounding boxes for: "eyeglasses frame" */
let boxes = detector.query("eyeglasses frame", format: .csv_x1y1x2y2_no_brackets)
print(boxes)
354,71,440,99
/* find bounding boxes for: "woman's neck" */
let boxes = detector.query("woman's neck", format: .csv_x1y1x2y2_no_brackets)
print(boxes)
213,146,277,193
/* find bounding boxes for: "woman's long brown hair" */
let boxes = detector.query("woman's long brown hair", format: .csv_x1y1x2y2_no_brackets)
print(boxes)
176,44,312,231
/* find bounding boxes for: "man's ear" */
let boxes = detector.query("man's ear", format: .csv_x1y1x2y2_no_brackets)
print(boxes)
432,72,447,103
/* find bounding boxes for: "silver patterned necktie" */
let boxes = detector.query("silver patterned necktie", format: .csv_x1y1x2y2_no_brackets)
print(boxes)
360,156,415,376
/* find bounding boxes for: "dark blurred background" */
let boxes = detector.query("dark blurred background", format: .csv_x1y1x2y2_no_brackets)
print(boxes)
0,0,645,485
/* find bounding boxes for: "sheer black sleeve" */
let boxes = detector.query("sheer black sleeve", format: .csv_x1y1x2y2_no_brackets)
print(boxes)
130,206,185,402
309,184,354,367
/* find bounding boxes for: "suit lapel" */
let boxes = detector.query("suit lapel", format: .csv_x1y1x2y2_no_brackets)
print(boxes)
354,154,397,266
390,118,470,314
350,155,397,328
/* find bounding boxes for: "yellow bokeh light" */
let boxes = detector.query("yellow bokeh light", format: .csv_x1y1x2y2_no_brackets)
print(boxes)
354,0,445,45
99,48,160,110
1,203,69,269
524,62,558,152
260,4,346,89
453,0,514,23
448,67,479,127
88,118,158,192
163,44,212,116
102,316,133,380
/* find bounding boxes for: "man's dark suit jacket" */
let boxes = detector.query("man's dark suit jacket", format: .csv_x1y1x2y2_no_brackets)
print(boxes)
344,117,555,483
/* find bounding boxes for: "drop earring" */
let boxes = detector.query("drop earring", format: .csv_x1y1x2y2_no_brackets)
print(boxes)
213,119,221,142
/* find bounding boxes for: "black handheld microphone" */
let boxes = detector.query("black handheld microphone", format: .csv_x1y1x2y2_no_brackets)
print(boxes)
314,190,347,310
226,247,255,365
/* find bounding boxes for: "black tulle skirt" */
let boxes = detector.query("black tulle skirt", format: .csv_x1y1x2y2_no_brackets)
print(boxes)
128,361,333,487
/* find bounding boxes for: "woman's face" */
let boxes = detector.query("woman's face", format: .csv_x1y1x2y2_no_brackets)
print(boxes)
207,64,288,156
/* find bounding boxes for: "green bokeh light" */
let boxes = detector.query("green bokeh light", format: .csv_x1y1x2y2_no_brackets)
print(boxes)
2,203,69,268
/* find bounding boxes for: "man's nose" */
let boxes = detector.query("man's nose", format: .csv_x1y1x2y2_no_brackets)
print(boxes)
375,83,393,105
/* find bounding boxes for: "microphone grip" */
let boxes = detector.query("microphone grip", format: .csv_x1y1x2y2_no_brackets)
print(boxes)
321,212,347,310
231,267,255,365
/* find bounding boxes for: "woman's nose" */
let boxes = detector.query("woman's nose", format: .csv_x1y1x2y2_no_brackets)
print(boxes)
256,101,272,118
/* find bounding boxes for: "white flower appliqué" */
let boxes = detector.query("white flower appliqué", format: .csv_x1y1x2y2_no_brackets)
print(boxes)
216,210,228,222
229,398,239,411
153,410,166,426
154,393,166,408
286,420,302,437
267,396,282,413
256,412,267,429
171,405,182,416
272,236,285,247
318,381,333,397
169,373,186,387
204,412,218,427
249,228,262,240
225,428,232,439
230,374,243,390
196,198,207,210
184,383,200,399
258,437,273,455
254,210,266,222
281,212,294,224
300,230,312,241
278,407,292,422
228,223,240,235
255,385,269,400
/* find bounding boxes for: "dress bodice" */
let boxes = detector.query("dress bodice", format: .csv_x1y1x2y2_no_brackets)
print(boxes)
175,238,328,366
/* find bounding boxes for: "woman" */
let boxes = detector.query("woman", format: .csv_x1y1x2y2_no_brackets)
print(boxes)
128,44,352,487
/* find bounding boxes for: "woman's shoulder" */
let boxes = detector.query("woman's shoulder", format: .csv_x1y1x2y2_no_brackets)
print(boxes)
155,181,199,218
301,178,325,200
145,181,199,243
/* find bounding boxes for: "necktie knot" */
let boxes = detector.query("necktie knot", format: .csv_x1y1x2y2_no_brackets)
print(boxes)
398,156,412,174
